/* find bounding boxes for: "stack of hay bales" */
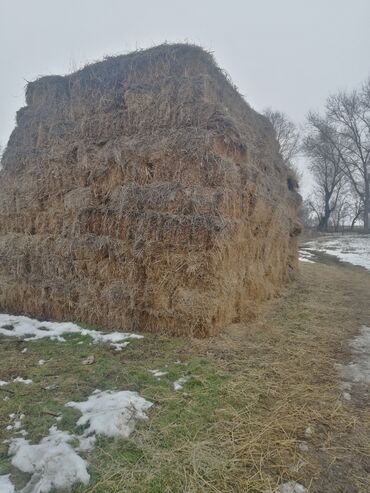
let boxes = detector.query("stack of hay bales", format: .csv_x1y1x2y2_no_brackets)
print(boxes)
0,44,301,337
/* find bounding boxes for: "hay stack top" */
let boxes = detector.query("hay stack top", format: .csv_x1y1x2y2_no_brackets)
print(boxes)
0,44,301,336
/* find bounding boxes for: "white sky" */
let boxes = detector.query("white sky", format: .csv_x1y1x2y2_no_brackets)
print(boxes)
1,0,370,196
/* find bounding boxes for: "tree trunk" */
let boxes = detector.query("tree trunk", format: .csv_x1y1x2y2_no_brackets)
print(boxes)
351,215,359,231
318,198,331,231
364,178,369,234
318,215,329,231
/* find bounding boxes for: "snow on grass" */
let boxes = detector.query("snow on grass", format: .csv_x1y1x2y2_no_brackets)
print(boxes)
0,475,14,493
337,326,370,388
13,377,32,385
6,414,25,431
304,234,370,270
0,313,143,344
4,389,153,492
148,369,168,379
173,376,189,390
0,377,32,386
8,426,90,493
110,341,130,351
66,389,153,439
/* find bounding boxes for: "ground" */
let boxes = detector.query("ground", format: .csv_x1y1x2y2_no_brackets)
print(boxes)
1,246,370,492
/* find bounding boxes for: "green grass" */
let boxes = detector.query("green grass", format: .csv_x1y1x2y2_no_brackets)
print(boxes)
0,330,229,492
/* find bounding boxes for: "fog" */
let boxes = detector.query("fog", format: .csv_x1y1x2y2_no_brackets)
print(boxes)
1,0,369,195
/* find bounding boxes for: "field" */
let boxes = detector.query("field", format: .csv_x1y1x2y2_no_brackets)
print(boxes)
1,243,370,492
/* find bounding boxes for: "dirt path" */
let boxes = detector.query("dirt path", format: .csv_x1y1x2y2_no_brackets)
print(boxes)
191,256,370,492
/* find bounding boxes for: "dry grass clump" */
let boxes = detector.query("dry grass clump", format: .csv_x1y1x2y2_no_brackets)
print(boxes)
0,44,301,336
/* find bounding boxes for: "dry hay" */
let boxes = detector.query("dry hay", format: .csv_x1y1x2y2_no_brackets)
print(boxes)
0,44,301,336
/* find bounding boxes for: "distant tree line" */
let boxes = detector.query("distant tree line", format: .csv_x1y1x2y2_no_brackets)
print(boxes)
265,75,370,234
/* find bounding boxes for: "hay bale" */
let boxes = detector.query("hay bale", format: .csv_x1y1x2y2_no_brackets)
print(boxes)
0,44,301,337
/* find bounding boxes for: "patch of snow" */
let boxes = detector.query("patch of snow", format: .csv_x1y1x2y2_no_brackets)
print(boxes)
82,355,95,365
299,249,315,263
0,475,14,493
8,425,90,493
44,384,57,390
110,341,130,351
173,376,189,391
299,257,314,263
7,414,25,432
13,377,32,385
339,381,352,391
77,435,96,452
21,348,27,353
66,389,153,439
298,441,309,452
1,377,32,386
339,359,370,384
38,359,46,366
269,481,306,493
304,235,370,271
3,396,10,401
148,369,168,379
0,313,144,345
348,327,370,354
338,326,370,385
304,426,313,437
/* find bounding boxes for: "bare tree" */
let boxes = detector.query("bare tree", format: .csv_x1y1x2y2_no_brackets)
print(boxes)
263,109,300,167
308,81,370,232
299,199,316,229
347,187,363,230
303,115,345,231
330,194,350,232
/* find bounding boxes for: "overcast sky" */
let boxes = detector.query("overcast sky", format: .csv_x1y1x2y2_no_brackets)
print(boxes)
1,0,370,195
